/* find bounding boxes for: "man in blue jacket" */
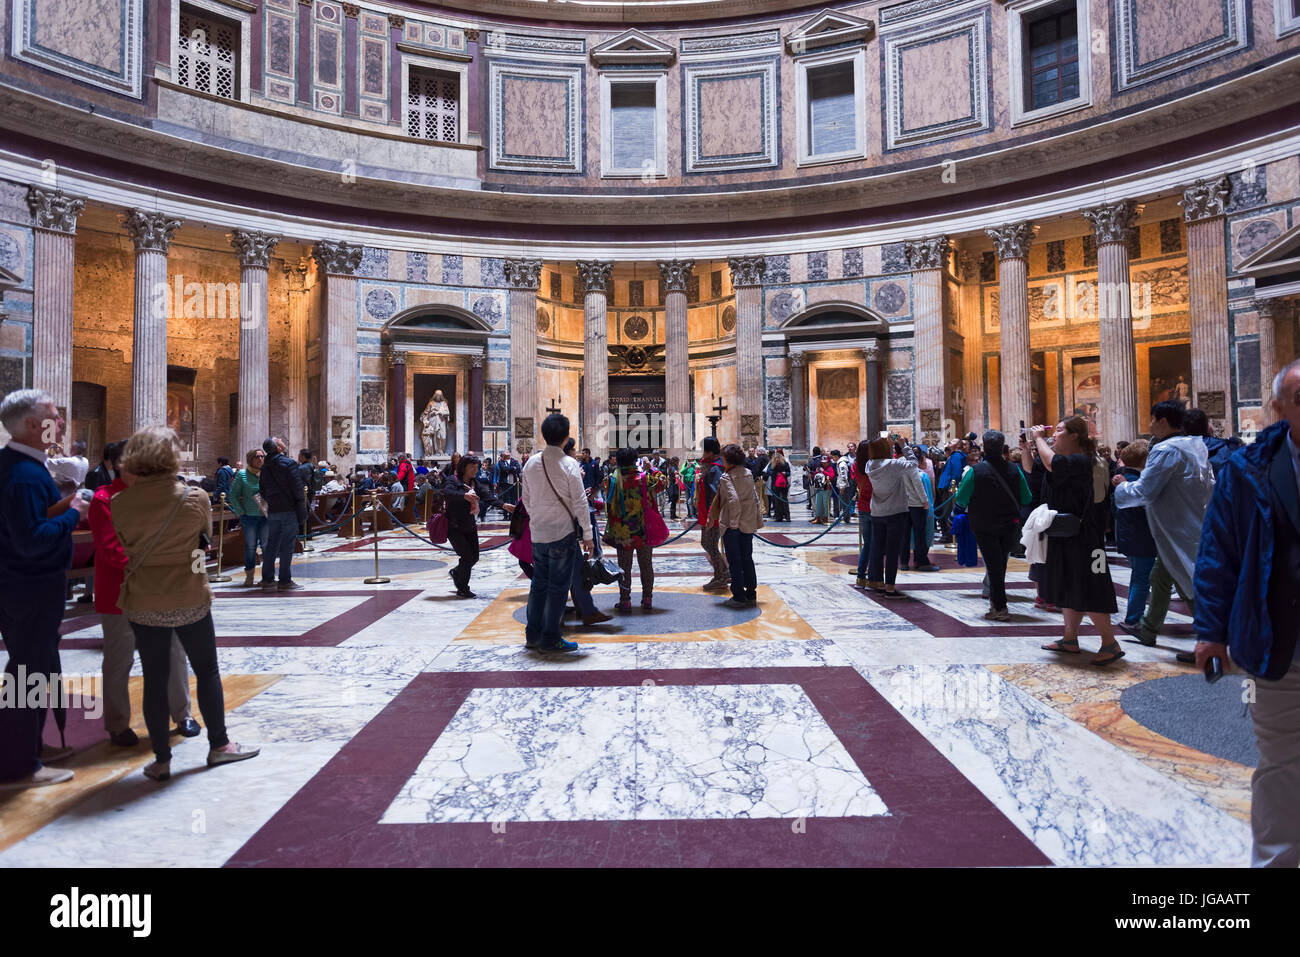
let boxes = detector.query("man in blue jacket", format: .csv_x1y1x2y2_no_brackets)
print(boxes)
0,390,90,790
935,440,967,543
1195,357,1300,867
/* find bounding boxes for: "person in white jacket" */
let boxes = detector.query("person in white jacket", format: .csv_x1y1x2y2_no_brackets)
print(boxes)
1112,401,1215,659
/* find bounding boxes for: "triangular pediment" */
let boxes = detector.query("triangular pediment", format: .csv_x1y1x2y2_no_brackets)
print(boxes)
1238,221,1300,273
590,29,676,67
785,9,875,53
0,264,20,289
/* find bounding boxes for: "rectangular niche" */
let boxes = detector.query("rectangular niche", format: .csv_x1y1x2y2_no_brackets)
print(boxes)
490,60,584,173
11,0,144,97
883,10,990,150
683,58,779,173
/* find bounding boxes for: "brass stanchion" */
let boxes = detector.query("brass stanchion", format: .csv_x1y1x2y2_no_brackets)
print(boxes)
208,493,232,583
301,485,314,551
364,489,390,584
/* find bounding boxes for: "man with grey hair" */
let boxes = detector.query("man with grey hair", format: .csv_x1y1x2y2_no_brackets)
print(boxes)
1195,356,1300,866
0,389,90,790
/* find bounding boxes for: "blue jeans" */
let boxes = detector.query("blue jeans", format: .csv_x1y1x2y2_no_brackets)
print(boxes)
527,532,578,646
1125,555,1156,625
856,512,874,577
722,529,757,602
263,511,299,583
240,514,268,571
570,514,601,616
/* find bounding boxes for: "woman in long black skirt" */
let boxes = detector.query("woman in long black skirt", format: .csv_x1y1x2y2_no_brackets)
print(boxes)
1032,417,1122,665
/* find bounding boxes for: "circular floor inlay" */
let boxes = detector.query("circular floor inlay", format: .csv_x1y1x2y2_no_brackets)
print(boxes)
510,589,760,634
291,557,446,578
1120,674,1258,767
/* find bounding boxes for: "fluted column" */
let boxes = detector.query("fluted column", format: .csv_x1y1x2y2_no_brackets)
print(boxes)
658,259,694,457
284,261,309,452
505,258,542,455
1257,298,1297,424
958,251,984,436
26,187,85,421
728,256,766,447
789,351,807,453
125,210,182,430
1083,199,1142,442
577,260,614,458
311,241,363,469
905,236,950,439
1182,178,1232,422
985,221,1037,432
468,353,484,452
230,230,280,460
864,343,881,438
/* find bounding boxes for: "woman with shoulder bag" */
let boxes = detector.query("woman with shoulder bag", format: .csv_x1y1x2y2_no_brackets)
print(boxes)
442,454,512,599
603,447,668,610
228,448,268,587
111,426,259,781
1031,418,1122,665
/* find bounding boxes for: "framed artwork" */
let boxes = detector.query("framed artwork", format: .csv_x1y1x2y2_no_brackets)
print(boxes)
1148,343,1193,408
166,383,196,457
1071,356,1101,421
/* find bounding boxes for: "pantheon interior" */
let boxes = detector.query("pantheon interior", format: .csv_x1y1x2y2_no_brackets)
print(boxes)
0,0,1298,878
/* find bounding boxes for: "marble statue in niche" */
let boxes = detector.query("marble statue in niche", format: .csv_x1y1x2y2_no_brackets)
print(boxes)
421,390,451,455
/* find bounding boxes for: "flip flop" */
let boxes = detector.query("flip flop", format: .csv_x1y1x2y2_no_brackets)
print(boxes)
1041,639,1081,654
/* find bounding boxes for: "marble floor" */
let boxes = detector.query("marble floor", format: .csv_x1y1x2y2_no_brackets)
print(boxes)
0,515,1253,867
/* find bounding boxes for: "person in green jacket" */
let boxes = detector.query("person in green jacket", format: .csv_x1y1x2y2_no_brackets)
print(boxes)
228,448,268,587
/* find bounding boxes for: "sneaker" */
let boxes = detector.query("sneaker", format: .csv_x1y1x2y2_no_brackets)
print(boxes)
109,729,140,748
0,766,75,791
40,744,74,763
865,580,885,590
278,580,305,591
720,598,750,609
207,742,260,767
535,639,579,654
701,578,730,591
260,581,278,591
143,760,171,782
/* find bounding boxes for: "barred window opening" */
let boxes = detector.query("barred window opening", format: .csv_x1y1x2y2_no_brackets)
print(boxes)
178,8,238,100
407,68,459,143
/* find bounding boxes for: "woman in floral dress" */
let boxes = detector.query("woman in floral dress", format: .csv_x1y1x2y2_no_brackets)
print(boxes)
603,447,669,610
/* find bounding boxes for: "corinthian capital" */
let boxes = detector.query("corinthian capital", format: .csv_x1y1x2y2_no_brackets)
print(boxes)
230,230,281,268
26,186,85,234
657,259,696,293
727,256,766,288
904,236,950,271
312,240,363,276
504,258,543,290
1181,177,1231,224
575,260,614,295
124,209,183,252
985,222,1037,261
958,250,978,282
1082,199,1143,246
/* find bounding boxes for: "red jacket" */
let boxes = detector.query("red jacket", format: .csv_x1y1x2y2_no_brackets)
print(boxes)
396,460,414,490
89,477,129,615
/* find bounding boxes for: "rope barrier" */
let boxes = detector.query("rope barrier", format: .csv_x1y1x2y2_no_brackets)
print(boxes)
377,500,514,552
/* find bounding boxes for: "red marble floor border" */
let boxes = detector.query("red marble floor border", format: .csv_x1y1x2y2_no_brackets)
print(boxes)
37,590,425,649
226,666,1049,868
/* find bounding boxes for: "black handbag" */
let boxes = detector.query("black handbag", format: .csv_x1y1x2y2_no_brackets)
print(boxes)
1045,512,1082,537
582,556,624,591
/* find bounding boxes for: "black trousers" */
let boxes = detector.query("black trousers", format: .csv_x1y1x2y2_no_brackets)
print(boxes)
130,611,229,762
0,575,65,782
975,526,1018,612
448,526,479,590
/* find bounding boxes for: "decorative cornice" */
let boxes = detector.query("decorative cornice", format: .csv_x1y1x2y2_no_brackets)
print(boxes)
1181,176,1232,223
728,256,766,287
387,13,404,30
786,9,875,54
590,29,676,67
312,240,363,275
124,209,182,252
341,3,359,18
576,260,614,294
681,30,780,55
985,222,1037,261
230,229,280,268
904,235,950,271
657,259,696,292
1082,199,1143,246
25,185,85,234
504,258,543,290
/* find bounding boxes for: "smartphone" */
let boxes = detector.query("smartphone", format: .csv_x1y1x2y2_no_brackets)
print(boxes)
1205,656,1224,684
879,430,889,438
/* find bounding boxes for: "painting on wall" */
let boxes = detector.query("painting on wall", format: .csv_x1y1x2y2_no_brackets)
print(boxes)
167,384,196,457
1148,343,1193,409
1071,356,1101,421
1031,352,1049,428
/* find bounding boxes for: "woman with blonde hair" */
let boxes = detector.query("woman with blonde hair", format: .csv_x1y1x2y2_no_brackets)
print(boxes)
111,426,259,780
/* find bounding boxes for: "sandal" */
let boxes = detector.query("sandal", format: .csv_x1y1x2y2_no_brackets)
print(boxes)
1041,639,1081,654
1091,643,1127,667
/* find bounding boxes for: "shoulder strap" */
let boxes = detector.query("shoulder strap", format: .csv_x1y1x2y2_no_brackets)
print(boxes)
541,454,580,525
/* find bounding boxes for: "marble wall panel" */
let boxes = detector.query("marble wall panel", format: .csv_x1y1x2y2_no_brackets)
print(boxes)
491,63,584,172
899,34,971,129
1115,0,1249,90
13,0,143,96
698,74,766,158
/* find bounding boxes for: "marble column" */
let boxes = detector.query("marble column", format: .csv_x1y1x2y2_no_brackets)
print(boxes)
577,260,614,459
386,350,406,452
658,259,694,458
230,229,280,460
789,351,807,453
1083,199,1142,443
468,353,484,452
1257,298,1297,424
905,236,950,440
311,241,362,468
505,258,542,454
864,343,881,437
283,261,309,452
985,221,1037,433
125,210,182,430
958,251,985,437
26,187,84,423
1182,177,1233,427
728,256,766,447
